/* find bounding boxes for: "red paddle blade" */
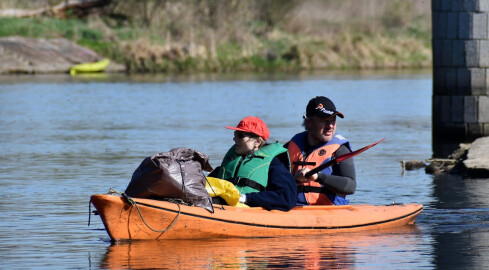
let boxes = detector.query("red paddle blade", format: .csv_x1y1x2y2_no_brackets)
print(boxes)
335,138,385,163
304,138,385,178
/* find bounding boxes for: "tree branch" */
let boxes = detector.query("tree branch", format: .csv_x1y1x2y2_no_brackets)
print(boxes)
0,0,111,18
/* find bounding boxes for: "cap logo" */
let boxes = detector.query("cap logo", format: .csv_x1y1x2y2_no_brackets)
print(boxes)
315,103,334,115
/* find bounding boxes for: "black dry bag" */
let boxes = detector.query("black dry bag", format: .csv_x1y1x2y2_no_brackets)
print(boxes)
125,147,214,212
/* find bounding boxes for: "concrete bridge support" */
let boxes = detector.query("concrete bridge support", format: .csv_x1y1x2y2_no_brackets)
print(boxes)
432,0,489,156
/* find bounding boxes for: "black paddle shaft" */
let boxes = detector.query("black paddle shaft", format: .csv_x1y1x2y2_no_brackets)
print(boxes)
304,158,336,177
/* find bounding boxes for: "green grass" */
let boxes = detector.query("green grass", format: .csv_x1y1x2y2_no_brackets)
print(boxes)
0,17,88,38
0,17,122,60
0,15,432,73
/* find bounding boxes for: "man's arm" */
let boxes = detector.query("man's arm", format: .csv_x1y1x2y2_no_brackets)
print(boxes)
316,144,356,194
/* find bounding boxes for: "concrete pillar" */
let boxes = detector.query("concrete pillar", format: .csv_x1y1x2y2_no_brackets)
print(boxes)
432,0,489,156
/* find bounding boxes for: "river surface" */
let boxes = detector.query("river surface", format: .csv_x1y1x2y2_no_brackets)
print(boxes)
1,71,489,269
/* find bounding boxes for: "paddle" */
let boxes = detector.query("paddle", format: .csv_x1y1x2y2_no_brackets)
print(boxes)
304,138,385,178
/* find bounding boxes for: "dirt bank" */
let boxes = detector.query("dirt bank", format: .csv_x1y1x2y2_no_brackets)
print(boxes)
0,36,124,74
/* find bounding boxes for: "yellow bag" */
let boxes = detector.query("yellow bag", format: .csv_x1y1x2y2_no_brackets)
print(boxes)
205,177,249,208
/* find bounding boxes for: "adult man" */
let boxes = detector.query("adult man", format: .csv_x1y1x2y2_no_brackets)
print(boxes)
211,116,297,211
286,96,356,205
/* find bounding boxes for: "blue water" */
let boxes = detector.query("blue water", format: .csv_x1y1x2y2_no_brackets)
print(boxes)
1,71,489,269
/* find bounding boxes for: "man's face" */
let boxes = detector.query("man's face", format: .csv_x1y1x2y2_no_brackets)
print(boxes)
306,115,337,145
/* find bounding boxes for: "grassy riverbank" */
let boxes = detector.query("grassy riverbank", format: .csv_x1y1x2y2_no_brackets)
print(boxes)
0,0,432,73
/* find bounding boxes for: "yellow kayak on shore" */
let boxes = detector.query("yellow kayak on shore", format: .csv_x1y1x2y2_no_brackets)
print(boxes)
70,58,110,75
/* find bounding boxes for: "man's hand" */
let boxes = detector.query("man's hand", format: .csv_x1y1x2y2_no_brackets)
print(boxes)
295,168,318,183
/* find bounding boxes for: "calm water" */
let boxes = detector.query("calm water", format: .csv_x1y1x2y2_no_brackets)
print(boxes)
1,71,489,269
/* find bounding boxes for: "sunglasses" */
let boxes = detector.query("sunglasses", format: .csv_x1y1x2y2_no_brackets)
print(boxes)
234,131,257,139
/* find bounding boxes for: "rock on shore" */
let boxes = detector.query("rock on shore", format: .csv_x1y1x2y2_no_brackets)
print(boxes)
463,137,489,176
402,136,489,177
0,36,124,74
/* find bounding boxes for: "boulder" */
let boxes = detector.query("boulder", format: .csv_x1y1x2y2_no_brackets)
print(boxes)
0,36,124,74
463,137,489,177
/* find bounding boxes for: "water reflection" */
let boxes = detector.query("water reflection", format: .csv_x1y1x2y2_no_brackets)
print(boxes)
431,174,489,210
425,174,489,269
101,227,428,269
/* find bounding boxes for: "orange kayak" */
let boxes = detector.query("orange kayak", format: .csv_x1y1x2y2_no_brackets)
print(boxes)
90,194,423,241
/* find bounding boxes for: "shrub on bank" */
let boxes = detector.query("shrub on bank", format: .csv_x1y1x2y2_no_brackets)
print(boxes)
0,0,432,73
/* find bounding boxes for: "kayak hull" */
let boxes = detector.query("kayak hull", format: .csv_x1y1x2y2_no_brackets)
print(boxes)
90,194,423,241
70,59,110,75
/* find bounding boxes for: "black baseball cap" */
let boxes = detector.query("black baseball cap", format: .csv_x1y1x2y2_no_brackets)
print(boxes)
305,96,344,118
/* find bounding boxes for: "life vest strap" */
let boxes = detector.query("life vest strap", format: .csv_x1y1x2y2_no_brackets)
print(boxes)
293,161,316,166
297,185,332,195
227,177,266,192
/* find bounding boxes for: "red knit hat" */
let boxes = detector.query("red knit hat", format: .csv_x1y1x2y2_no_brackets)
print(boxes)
225,116,270,140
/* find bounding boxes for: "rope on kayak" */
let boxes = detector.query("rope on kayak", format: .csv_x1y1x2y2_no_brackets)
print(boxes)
204,174,225,210
108,188,181,233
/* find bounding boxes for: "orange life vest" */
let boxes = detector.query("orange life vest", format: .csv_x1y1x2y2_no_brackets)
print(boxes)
288,131,349,205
